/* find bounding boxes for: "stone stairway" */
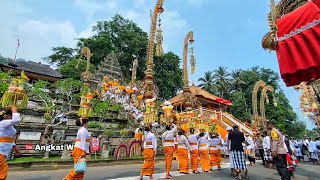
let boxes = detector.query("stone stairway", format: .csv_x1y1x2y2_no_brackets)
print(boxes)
221,112,253,136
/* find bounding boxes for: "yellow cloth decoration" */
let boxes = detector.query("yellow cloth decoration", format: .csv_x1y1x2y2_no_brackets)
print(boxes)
271,130,279,141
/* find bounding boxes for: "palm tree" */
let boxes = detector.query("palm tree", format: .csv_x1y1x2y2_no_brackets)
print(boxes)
198,71,217,94
231,70,246,91
213,66,232,98
231,69,248,112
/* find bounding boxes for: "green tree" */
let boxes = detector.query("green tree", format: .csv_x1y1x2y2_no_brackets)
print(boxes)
0,72,11,95
58,58,96,80
199,66,306,134
46,14,148,82
45,47,76,66
198,71,217,94
154,52,183,100
29,80,56,122
231,69,248,113
54,78,82,111
229,91,252,121
213,66,232,98
78,14,148,81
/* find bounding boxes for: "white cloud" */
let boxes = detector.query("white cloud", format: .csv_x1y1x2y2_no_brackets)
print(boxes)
0,1,94,63
73,0,118,20
0,0,191,64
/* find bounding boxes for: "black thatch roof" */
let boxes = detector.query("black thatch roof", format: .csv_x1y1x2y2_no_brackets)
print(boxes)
0,61,62,78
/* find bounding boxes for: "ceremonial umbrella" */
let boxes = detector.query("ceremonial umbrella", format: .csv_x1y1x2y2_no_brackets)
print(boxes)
275,0,320,86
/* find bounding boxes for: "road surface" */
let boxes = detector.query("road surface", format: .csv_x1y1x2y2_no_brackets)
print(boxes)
8,159,320,180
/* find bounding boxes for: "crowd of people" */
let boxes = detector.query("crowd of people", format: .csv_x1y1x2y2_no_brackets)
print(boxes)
101,85,144,121
138,121,320,180
1,105,319,180
139,123,226,180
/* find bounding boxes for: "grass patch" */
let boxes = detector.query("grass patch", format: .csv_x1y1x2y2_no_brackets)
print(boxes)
9,156,62,163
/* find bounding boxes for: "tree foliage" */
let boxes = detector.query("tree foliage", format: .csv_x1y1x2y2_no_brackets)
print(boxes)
45,47,76,66
0,54,11,64
58,58,96,79
154,52,183,100
53,78,82,111
198,66,307,136
47,14,182,101
0,72,11,95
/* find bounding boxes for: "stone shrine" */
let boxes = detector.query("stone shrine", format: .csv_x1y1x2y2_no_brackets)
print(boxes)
95,52,124,83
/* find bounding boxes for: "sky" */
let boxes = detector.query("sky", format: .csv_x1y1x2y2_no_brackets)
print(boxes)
0,0,316,129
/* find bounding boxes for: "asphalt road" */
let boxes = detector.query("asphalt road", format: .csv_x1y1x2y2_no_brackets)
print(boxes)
7,159,320,180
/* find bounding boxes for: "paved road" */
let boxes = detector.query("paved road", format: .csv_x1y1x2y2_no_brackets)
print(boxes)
7,159,320,180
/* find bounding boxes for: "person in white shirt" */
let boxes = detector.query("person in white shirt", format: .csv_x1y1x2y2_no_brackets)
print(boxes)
162,123,177,179
198,130,212,173
64,118,91,180
209,133,223,170
139,125,157,180
302,137,310,161
0,106,21,180
225,127,234,176
188,128,200,174
262,131,273,168
308,137,319,163
315,137,320,160
293,138,303,162
245,134,256,166
177,129,191,174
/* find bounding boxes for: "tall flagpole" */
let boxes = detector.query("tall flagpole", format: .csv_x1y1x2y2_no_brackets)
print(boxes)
9,39,20,67
13,39,20,64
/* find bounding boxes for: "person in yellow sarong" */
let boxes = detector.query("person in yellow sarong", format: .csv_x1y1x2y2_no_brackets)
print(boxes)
188,128,200,174
209,133,223,170
140,126,157,180
64,118,91,180
0,106,21,180
177,129,191,174
162,123,177,179
198,130,212,173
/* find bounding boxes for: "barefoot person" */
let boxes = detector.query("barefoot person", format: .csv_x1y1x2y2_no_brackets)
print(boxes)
177,129,191,174
209,133,223,170
162,123,177,179
140,125,157,180
198,130,211,173
64,118,91,180
0,106,21,180
188,128,200,174
227,125,248,179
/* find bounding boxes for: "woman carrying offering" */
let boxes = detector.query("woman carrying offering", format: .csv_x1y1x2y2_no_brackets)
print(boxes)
188,128,200,174
0,106,20,180
177,129,191,174
140,125,157,180
198,130,212,173
209,133,223,170
64,118,91,180
162,123,177,179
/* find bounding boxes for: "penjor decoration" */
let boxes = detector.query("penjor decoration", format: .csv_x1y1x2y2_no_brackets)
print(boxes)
181,31,199,111
139,0,164,125
78,47,94,118
1,71,29,109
